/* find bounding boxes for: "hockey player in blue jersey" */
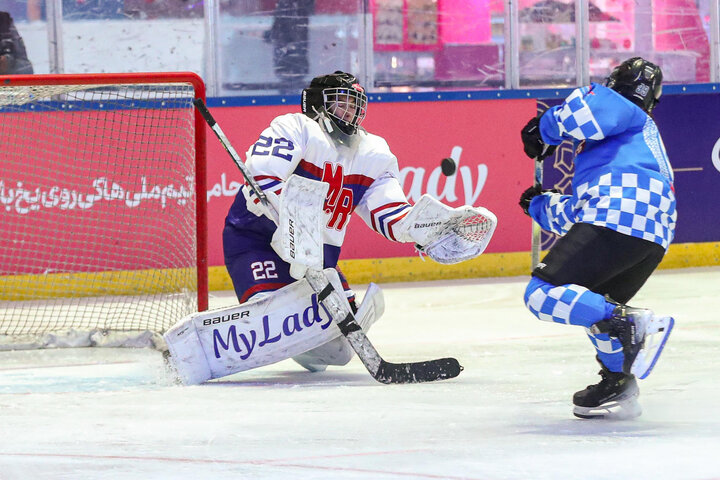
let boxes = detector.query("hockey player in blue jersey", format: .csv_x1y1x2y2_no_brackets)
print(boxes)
518,57,676,419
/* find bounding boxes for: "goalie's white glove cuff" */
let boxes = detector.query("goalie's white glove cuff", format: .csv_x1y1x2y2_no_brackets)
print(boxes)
243,184,280,219
289,263,309,280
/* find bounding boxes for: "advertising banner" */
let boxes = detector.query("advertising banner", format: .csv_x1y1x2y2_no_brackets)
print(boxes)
205,99,538,266
1,109,197,275
653,94,720,243
4,93,716,276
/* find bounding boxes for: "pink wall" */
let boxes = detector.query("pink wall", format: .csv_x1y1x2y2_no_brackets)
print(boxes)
205,99,537,266
439,0,492,44
654,0,710,82
1,99,538,274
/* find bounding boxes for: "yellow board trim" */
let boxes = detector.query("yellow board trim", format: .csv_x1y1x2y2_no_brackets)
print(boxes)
2,242,716,300
656,241,720,270
0,268,196,301
207,241,720,291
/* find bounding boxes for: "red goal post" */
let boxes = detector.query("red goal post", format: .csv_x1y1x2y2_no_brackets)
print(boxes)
0,72,208,349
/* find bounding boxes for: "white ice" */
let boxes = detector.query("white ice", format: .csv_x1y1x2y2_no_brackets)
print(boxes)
1,267,719,479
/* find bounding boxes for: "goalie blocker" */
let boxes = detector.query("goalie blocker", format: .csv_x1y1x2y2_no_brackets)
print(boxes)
164,269,384,384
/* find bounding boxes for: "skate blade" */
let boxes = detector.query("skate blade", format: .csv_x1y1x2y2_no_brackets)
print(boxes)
631,316,674,379
573,397,642,420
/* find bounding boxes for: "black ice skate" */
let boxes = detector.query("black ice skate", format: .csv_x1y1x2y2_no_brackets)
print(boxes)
590,303,674,379
573,366,641,420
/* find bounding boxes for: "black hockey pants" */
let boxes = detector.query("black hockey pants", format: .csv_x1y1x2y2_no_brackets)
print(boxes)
532,223,666,304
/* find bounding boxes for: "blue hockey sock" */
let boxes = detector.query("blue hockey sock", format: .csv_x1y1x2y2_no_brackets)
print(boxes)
524,277,625,371
524,276,608,327
585,331,624,372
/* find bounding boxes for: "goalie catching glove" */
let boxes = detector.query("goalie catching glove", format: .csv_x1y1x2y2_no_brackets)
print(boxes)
394,194,497,264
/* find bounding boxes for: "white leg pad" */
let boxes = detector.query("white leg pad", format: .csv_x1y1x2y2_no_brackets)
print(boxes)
356,282,385,331
164,268,349,384
292,282,385,371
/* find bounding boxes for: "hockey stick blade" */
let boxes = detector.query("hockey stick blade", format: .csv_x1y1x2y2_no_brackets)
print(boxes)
322,275,463,384
341,325,464,384
375,358,463,384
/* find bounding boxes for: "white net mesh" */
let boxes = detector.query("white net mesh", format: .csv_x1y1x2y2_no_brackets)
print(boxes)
0,79,203,350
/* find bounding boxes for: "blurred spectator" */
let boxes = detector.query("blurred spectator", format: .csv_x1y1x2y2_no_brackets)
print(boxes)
264,0,315,92
0,11,33,74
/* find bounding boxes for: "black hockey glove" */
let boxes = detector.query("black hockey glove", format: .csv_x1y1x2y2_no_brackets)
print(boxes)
520,116,557,161
519,185,559,216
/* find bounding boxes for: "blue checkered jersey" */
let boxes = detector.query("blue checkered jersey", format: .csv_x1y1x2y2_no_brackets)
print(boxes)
529,83,676,250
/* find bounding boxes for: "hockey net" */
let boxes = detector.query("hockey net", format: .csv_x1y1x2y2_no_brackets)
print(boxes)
0,73,208,350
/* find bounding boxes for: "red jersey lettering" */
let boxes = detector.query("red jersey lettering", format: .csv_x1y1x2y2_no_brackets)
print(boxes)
321,163,354,230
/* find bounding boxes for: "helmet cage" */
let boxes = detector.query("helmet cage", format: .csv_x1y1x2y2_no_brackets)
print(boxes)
322,86,367,135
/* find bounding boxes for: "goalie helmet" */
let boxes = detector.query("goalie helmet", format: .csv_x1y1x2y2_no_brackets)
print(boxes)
604,57,663,113
301,71,368,144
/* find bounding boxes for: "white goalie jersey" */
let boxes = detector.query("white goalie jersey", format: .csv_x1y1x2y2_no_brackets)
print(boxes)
224,113,496,266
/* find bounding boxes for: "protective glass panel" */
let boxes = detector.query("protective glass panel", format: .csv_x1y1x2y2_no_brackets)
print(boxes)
6,0,205,76
219,0,365,96
373,0,506,89
2,1,717,96
589,0,712,84
59,0,205,75
518,0,579,87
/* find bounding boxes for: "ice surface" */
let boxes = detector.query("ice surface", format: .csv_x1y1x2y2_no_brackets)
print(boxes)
1,267,719,479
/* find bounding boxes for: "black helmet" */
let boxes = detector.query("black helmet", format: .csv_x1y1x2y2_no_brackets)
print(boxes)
301,71,368,138
605,57,663,113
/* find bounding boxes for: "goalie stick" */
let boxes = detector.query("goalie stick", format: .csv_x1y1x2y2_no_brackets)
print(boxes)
193,98,462,384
